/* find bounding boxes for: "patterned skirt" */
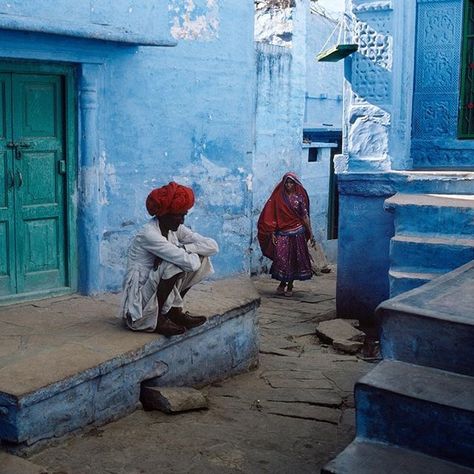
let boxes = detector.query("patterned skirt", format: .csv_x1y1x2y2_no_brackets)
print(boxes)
271,226,312,282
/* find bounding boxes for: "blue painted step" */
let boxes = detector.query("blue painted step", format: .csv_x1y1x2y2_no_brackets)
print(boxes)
390,235,474,273
388,268,443,296
385,193,474,237
355,360,474,468
322,440,474,474
380,261,474,377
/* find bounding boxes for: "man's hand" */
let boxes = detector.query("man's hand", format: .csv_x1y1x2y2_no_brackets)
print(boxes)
153,256,163,270
271,233,277,245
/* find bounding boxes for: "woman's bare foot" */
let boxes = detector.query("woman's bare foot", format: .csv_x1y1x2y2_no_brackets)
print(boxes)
276,283,286,295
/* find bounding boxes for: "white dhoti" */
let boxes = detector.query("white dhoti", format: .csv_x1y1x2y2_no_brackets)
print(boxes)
121,256,213,332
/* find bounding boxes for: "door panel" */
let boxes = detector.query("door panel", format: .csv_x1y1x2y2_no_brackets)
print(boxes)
15,78,59,138
12,74,66,294
0,73,15,296
0,70,70,300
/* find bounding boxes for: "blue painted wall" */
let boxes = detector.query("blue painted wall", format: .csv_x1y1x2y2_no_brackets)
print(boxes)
0,1,255,294
304,11,343,129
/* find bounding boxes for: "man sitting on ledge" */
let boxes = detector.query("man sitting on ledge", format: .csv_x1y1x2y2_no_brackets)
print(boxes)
120,182,219,337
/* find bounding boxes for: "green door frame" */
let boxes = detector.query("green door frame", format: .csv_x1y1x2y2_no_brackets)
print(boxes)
0,60,77,305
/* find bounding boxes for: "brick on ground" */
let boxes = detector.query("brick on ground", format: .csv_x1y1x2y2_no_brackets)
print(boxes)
315,319,365,344
140,386,208,413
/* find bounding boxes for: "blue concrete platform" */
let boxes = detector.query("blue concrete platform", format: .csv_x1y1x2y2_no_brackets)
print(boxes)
378,260,474,376
0,277,260,451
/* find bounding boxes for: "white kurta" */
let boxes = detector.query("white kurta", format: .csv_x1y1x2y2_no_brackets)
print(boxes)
119,218,219,332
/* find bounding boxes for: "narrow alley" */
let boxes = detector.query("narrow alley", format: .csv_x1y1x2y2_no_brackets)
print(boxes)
26,273,373,474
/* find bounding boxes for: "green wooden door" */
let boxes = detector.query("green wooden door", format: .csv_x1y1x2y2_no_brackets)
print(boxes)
0,72,69,298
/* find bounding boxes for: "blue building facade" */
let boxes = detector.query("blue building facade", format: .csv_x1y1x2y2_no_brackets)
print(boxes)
337,0,474,323
0,0,255,304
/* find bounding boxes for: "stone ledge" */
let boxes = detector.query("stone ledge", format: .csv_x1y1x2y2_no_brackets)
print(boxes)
0,276,260,449
0,8,176,47
337,171,474,197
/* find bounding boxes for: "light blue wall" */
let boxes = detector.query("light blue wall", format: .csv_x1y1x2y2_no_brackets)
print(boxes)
304,12,343,129
0,1,255,293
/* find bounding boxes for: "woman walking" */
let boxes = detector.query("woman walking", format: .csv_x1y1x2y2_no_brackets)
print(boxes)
257,172,315,296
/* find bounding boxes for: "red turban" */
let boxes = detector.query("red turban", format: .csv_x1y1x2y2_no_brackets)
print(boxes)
146,182,195,217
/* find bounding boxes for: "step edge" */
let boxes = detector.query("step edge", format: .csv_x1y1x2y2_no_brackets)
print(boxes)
391,235,474,247
377,302,474,326
323,439,474,474
389,269,441,280
357,360,474,412
385,193,474,209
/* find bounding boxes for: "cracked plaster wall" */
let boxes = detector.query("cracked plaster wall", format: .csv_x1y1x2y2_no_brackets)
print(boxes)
0,0,255,293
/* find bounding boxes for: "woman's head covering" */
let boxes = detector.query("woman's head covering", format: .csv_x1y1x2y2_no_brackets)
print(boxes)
146,182,195,217
282,172,299,184
257,172,310,259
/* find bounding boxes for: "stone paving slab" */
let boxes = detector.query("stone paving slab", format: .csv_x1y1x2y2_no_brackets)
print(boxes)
0,452,46,474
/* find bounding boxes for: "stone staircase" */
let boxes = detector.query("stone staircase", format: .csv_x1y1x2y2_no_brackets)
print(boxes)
384,193,474,297
322,260,474,473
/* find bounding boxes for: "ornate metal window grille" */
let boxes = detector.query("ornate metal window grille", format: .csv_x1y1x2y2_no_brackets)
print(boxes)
459,0,474,138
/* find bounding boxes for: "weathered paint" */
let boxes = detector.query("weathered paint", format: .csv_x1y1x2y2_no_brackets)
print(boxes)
169,0,220,41
0,0,255,296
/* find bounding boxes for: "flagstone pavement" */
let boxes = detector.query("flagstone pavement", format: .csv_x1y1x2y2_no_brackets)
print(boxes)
18,271,374,474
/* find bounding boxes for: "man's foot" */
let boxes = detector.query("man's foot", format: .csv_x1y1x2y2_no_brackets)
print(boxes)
167,307,207,329
155,316,186,337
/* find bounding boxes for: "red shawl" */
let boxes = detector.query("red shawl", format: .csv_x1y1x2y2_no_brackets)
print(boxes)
257,172,310,259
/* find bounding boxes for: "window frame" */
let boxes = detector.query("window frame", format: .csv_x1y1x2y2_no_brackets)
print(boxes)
458,0,474,138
